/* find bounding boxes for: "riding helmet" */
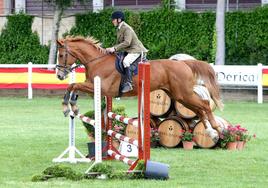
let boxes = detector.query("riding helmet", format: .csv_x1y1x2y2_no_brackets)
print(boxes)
111,11,125,21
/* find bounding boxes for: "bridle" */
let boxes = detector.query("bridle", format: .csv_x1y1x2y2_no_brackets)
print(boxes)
56,42,109,74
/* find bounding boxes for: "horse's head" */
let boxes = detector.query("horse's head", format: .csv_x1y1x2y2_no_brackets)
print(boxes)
56,39,77,80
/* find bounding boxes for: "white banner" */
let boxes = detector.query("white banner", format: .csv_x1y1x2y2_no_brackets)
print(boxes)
212,65,259,86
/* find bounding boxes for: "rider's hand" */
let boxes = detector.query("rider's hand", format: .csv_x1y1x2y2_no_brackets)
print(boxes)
106,47,115,53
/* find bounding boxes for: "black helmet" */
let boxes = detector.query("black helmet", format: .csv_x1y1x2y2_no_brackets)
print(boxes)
111,11,125,21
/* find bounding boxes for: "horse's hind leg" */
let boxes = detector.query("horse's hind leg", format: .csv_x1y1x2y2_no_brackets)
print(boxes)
182,94,221,141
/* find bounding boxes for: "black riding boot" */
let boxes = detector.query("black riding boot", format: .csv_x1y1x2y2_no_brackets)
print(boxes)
122,67,133,93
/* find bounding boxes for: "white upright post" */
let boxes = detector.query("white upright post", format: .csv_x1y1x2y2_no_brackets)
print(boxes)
86,76,102,173
262,0,268,6
53,67,91,163
15,0,26,13
257,63,263,104
176,0,185,10
93,0,103,12
28,62,33,99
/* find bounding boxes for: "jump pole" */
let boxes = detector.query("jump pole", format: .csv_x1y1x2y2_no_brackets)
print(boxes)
85,76,102,172
106,62,151,170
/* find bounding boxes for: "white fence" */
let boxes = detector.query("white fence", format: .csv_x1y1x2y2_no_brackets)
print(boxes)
0,62,267,103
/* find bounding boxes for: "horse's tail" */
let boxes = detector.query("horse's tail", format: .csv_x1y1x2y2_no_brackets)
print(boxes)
183,60,224,110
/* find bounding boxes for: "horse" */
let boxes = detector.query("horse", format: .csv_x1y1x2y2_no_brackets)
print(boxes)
56,36,223,141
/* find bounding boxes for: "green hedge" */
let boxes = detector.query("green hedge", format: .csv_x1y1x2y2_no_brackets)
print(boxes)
0,13,49,64
1,7,268,65
67,6,268,65
67,8,215,62
225,7,268,65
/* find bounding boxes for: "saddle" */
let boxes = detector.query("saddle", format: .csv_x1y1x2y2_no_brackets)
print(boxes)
115,52,147,97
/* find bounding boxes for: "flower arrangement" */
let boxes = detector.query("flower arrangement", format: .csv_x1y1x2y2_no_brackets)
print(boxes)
219,124,256,148
179,129,195,142
220,125,237,143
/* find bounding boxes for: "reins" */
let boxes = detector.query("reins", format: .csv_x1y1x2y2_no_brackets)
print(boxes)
56,43,109,72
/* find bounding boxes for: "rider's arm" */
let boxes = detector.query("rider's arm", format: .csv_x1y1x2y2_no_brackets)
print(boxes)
114,28,133,52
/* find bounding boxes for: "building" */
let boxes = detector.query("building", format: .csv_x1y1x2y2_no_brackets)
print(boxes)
0,0,267,45
0,0,267,16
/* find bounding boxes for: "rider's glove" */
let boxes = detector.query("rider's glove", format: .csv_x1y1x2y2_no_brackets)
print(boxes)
106,47,115,53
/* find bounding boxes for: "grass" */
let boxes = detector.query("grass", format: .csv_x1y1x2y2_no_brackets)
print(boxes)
0,96,267,188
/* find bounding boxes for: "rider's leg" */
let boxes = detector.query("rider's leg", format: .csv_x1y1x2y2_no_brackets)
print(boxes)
122,53,140,93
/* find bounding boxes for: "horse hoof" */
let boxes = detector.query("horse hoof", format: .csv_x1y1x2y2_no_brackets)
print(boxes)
73,109,79,116
205,128,219,143
71,105,79,115
63,109,70,117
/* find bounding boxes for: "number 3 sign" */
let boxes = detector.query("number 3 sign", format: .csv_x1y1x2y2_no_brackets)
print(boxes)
119,141,138,157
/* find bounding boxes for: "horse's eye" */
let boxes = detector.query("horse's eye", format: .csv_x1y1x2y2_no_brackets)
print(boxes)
59,55,63,58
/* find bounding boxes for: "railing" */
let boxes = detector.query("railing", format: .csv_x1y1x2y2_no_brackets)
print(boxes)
0,62,268,103
0,62,85,99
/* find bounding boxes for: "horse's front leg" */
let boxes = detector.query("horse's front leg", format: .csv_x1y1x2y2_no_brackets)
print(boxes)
62,89,71,117
64,82,95,116
62,83,80,116
69,91,79,115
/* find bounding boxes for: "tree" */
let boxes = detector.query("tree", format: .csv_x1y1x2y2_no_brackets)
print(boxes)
46,0,85,65
215,0,225,65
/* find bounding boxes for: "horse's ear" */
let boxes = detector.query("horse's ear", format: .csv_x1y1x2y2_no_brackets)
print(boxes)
57,39,64,47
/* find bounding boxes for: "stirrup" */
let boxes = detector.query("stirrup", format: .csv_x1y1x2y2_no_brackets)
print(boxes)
121,83,133,93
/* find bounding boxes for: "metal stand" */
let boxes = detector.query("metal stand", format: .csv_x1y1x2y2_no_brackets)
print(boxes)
53,68,90,163
53,115,91,163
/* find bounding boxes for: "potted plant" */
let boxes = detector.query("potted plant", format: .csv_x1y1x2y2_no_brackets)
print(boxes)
219,125,238,150
179,129,195,150
235,124,256,150
150,127,160,148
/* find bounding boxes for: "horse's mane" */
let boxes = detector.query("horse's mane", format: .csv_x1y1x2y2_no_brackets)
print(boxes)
65,35,106,54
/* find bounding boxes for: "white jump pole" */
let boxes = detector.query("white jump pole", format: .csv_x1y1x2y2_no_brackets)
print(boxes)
53,68,91,163
85,76,102,173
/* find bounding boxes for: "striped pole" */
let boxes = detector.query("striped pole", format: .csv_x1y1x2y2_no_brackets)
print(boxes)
107,112,138,127
107,150,135,166
107,130,138,146
70,112,95,127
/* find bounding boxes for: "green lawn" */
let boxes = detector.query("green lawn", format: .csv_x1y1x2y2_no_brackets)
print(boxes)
0,97,267,188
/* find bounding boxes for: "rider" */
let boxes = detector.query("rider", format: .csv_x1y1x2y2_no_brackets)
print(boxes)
106,10,148,93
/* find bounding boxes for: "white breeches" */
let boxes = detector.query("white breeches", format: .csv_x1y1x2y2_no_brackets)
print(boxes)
123,53,140,68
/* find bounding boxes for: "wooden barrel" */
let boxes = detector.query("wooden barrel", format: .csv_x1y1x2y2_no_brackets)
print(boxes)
150,89,172,117
150,116,161,128
158,117,188,148
214,116,230,128
175,98,216,119
125,124,138,140
175,102,196,119
125,117,161,140
192,121,217,148
192,116,230,148
184,118,199,129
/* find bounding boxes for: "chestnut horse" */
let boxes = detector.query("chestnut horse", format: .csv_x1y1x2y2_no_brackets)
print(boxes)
56,36,223,141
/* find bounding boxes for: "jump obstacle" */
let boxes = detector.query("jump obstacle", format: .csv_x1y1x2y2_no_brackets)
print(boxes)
53,63,169,179
86,63,169,179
